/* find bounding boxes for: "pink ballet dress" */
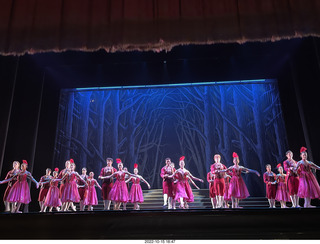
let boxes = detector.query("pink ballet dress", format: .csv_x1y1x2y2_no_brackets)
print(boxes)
58,169,69,199
275,174,290,202
174,170,194,202
84,179,99,205
44,179,62,207
109,172,129,203
3,169,20,202
61,172,81,203
228,167,250,199
297,160,320,199
7,172,32,204
185,180,194,203
129,177,144,203
283,159,299,195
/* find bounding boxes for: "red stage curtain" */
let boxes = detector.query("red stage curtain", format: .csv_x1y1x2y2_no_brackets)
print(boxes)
0,0,319,55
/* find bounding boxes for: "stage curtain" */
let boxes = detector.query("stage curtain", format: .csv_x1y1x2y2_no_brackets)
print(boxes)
0,0,319,55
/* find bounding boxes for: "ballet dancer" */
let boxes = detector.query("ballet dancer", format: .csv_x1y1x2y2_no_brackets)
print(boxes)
263,164,277,208
211,154,227,208
227,152,260,209
84,172,102,211
60,161,87,211
121,167,131,211
102,158,134,210
126,163,151,210
296,147,320,208
6,160,39,213
98,158,117,210
275,164,290,208
42,168,62,212
207,165,217,209
58,160,71,211
170,156,203,209
38,168,52,211
160,158,176,209
78,167,88,211
2,161,20,212
283,150,300,208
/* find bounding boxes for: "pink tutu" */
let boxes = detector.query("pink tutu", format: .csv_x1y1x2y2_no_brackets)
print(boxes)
44,180,62,207
297,161,320,199
7,174,31,204
84,180,98,205
109,173,129,203
275,181,290,202
61,173,80,203
129,178,144,203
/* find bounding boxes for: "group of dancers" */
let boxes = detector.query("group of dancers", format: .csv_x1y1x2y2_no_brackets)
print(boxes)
161,147,320,209
0,146,320,213
264,147,320,208
161,153,260,209
0,158,150,213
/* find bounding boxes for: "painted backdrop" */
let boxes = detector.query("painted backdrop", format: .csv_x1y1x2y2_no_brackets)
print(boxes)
54,80,288,196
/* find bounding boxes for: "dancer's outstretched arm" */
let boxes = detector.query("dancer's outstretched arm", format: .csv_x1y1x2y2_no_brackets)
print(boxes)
187,175,200,189
140,176,151,189
94,179,102,190
0,176,16,184
309,161,320,170
188,171,204,183
27,172,39,188
241,166,260,177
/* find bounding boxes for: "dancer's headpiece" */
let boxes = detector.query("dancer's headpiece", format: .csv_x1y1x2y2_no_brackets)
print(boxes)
300,147,307,153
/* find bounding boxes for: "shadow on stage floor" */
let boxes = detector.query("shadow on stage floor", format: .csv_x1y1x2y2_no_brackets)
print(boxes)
0,207,319,239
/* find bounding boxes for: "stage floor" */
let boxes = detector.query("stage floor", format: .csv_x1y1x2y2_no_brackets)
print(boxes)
1,207,320,239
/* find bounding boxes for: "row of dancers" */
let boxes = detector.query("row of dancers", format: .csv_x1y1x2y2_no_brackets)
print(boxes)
0,158,150,213
160,147,320,209
1,146,320,212
264,147,320,208
160,153,259,209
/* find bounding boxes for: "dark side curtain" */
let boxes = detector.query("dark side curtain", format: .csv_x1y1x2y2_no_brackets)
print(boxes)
0,0,319,55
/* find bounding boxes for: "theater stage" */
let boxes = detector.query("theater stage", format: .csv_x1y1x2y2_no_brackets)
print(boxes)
0,207,319,239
